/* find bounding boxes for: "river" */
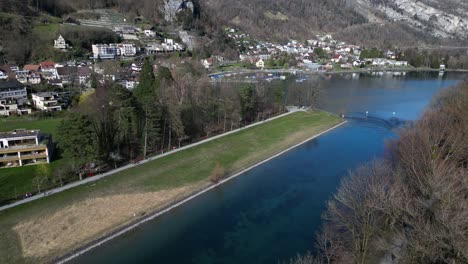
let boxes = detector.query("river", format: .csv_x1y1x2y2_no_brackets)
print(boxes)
71,72,465,264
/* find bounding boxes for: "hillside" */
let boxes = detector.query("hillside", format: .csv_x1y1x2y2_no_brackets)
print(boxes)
199,0,468,47
0,0,467,64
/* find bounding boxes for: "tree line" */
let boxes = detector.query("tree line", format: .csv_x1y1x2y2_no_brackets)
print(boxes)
56,59,319,175
293,80,468,263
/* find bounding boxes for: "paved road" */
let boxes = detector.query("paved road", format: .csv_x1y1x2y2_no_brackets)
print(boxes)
0,108,304,212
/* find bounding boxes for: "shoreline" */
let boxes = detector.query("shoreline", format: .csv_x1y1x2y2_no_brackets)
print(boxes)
55,120,348,264
208,68,468,78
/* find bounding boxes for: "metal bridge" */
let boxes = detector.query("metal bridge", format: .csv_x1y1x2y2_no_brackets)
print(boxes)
342,111,409,129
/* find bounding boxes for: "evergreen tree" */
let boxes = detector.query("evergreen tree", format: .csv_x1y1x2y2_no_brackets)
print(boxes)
133,58,162,157
239,84,257,123
57,113,98,168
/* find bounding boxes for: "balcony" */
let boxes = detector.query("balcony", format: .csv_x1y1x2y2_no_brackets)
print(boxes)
0,144,48,154
0,156,20,163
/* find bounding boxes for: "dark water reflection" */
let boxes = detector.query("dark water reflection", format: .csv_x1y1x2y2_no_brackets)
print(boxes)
71,72,464,264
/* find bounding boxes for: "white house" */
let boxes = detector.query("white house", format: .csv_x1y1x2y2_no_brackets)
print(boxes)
331,54,342,63
353,60,363,67
0,70,7,80
40,61,58,79
201,58,213,69
54,35,69,50
144,29,156,37
131,63,142,72
256,59,265,69
32,93,62,112
0,129,50,168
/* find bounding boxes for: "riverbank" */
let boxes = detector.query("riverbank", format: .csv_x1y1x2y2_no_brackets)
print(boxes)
0,110,343,264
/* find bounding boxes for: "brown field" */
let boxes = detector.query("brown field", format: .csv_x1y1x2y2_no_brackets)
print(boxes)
13,183,207,260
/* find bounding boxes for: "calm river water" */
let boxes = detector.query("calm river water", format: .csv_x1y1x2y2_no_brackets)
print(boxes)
71,72,465,264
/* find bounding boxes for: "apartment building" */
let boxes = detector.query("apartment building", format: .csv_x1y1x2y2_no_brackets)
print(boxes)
92,43,137,60
32,92,62,112
0,80,28,105
0,130,50,168
0,99,32,116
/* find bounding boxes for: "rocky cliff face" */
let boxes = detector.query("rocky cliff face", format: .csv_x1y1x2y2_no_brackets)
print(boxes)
353,0,468,39
161,0,194,22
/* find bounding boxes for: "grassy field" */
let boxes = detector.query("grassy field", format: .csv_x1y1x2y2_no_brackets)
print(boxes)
0,111,342,264
0,116,62,137
0,159,65,201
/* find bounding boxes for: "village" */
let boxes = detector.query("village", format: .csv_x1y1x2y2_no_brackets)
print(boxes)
0,25,419,119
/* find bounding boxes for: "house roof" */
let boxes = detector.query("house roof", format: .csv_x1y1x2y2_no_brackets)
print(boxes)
0,129,40,139
78,66,92,77
0,79,25,91
34,92,56,98
57,66,78,76
332,54,342,59
24,64,41,72
40,61,56,70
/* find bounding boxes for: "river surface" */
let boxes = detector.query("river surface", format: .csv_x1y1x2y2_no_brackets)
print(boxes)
71,72,465,264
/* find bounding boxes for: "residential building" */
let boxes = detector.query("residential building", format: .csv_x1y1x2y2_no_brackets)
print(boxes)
28,73,42,85
92,43,137,59
331,54,343,63
40,61,57,78
92,44,119,60
145,39,184,54
0,69,7,80
0,80,27,105
144,27,156,37
54,35,70,50
48,79,63,87
256,59,265,69
201,58,213,69
15,70,29,84
131,63,142,72
32,93,62,112
0,130,51,168
23,64,40,72
0,99,31,116
78,66,92,85
56,66,78,84
117,44,137,56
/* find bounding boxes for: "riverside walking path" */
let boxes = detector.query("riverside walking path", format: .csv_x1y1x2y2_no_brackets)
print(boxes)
0,107,307,212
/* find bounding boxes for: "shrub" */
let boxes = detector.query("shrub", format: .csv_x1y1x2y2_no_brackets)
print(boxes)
210,163,225,183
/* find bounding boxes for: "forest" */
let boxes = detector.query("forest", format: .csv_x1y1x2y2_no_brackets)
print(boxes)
292,81,468,263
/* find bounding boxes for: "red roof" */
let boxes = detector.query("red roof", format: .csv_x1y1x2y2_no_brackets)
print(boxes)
24,64,40,72
40,61,56,70
332,54,342,59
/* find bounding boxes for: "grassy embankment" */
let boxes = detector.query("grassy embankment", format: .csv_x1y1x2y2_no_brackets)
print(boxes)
0,110,342,264
0,117,63,200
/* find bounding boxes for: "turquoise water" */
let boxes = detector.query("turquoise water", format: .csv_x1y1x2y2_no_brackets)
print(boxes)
71,72,464,264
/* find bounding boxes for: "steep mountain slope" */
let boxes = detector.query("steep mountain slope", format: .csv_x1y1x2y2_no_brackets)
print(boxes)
201,0,367,41
353,0,468,40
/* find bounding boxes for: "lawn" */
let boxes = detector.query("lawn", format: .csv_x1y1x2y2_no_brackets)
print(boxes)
0,110,343,264
0,116,62,137
0,159,65,202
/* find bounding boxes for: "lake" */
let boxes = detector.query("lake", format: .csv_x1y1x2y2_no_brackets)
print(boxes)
71,72,465,264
